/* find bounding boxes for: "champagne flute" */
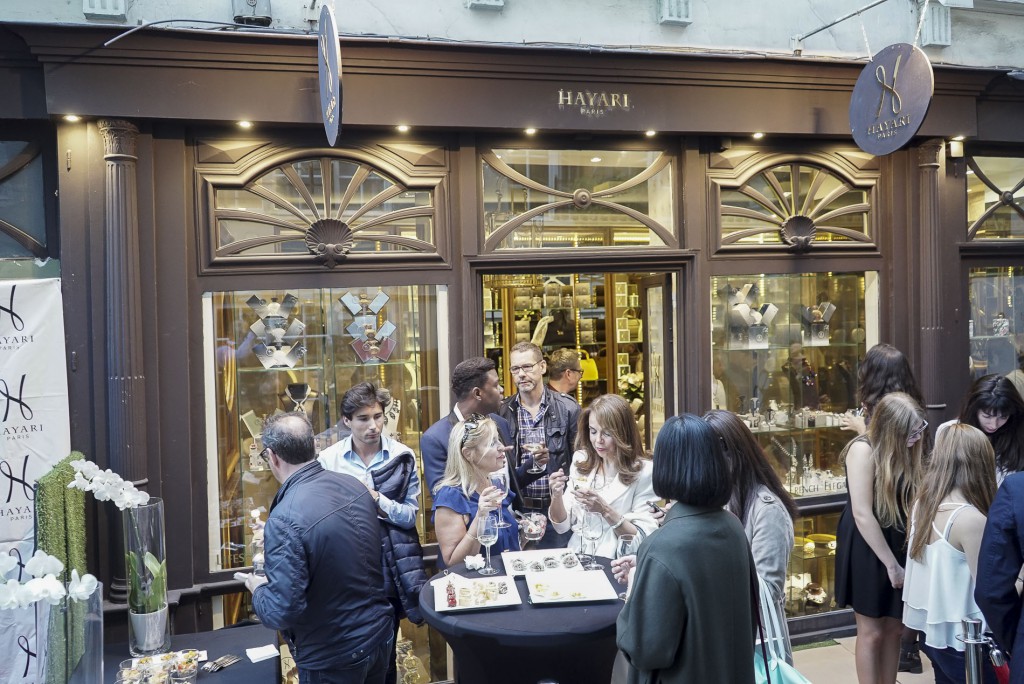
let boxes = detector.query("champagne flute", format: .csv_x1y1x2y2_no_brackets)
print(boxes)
488,470,511,528
477,513,499,576
583,510,604,570
614,534,638,599
521,426,546,474
571,505,592,564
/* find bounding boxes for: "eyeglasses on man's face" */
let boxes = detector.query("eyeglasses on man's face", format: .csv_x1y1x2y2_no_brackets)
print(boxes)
258,446,271,463
509,362,541,375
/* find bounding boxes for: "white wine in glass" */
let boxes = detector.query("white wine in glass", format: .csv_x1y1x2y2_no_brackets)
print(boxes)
488,470,510,528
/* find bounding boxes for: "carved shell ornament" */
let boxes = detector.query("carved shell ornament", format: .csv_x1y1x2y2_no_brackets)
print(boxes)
305,219,354,268
780,215,817,253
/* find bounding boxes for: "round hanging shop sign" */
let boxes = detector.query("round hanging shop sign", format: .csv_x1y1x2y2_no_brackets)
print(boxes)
849,43,933,156
317,3,342,147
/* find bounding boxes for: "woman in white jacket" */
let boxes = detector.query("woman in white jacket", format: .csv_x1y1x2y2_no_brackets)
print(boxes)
548,393,657,559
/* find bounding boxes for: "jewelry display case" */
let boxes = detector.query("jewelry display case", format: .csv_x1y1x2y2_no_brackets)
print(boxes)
204,286,441,574
711,271,879,618
968,266,1023,380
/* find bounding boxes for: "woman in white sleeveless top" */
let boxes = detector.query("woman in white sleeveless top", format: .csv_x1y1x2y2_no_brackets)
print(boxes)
903,423,999,683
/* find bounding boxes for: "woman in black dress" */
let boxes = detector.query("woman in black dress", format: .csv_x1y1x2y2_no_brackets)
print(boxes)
835,392,926,684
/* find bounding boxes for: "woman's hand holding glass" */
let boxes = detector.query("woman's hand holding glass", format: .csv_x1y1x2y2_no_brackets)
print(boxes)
476,485,504,519
573,486,611,518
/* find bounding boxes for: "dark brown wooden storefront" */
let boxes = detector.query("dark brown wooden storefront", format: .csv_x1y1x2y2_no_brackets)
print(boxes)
2,21,1023,656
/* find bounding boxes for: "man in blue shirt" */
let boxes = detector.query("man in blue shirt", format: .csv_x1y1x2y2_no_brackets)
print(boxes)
318,382,425,684
244,412,393,683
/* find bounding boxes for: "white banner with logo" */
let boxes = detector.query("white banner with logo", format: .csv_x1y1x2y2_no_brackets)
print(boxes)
0,279,72,684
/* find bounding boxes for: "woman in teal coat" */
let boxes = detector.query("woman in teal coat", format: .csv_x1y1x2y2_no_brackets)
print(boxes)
614,414,757,684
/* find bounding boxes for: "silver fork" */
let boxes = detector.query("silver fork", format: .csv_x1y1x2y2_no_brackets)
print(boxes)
210,654,242,672
201,655,233,672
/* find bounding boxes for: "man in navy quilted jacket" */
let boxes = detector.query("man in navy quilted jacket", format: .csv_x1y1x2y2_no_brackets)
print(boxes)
244,412,393,683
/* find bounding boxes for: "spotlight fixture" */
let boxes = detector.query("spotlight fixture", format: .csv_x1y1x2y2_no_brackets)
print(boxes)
524,128,537,136
752,132,765,140
948,139,964,158
237,121,254,129
1008,70,1024,81
644,130,657,137
396,125,410,133
951,135,965,142
590,157,602,163
63,115,81,122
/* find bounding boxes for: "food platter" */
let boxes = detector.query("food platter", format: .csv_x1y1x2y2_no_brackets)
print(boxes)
432,573,522,612
525,568,619,604
500,549,583,576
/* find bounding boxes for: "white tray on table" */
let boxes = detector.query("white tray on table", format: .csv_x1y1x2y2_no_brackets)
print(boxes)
500,549,583,576
525,568,619,604
432,573,521,612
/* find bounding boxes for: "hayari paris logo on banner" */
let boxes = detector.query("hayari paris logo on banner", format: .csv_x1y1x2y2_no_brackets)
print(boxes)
0,279,71,684
850,43,934,156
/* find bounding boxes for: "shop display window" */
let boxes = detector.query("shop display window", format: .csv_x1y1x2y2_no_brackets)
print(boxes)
203,285,442,575
786,510,842,618
482,271,673,448
968,266,1024,379
710,271,879,500
480,148,676,251
719,162,872,248
967,156,1024,240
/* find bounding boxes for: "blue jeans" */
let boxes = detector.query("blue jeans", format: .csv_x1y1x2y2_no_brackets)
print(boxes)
298,635,393,684
920,643,998,684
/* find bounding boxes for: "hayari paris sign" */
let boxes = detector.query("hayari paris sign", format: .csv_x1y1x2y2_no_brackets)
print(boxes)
850,43,933,156
318,4,342,146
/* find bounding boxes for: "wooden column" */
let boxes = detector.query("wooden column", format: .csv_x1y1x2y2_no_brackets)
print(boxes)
917,139,946,417
99,118,149,602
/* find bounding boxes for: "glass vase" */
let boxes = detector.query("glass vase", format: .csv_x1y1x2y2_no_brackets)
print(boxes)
36,581,104,684
123,497,171,656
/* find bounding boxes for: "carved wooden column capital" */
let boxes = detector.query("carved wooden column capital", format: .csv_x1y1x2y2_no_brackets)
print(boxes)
98,119,139,161
917,138,943,170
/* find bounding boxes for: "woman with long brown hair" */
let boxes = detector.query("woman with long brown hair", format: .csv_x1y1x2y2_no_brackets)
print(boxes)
703,410,798,663
834,392,926,684
903,424,998,683
548,393,657,558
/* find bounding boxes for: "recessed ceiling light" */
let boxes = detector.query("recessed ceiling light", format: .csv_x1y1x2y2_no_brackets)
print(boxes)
644,130,656,137
590,156,602,163
752,132,765,139
397,125,410,133
524,128,537,136
951,135,965,142
63,115,81,122
237,121,253,129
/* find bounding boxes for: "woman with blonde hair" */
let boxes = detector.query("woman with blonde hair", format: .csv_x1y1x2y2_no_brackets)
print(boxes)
834,392,926,684
548,393,657,559
903,424,998,683
432,415,520,567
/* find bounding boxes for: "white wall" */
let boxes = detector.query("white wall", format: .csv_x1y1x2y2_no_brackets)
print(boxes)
2,0,1023,70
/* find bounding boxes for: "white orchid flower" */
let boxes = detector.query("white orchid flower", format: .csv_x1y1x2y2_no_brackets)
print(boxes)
0,580,24,609
69,459,101,479
24,575,66,606
0,553,18,577
68,570,99,602
67,471,95,492
24,551,63,579
129,488,150,507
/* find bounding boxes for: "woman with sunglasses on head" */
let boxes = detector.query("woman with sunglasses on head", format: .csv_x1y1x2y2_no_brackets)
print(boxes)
432,416,520,568
903,424,999,684
940,374,1024,483
834,392,926,684
703,409,799,664
547,393,657,559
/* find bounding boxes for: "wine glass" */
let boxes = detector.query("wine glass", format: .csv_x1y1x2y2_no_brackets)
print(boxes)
570,505,592,564
521,427,546,474
477,513,499,576
614,534,638,599
583,511,604,570
488,470,511,529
